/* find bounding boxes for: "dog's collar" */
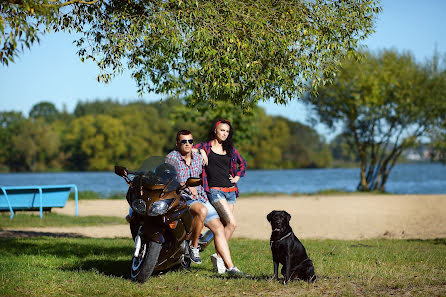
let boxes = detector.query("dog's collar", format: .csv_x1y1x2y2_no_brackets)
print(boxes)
270,231,292,247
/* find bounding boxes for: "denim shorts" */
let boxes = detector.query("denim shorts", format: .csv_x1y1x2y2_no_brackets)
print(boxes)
186,198,220,225
208,189,237,205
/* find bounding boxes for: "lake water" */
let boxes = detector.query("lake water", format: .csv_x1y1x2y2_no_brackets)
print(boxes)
1,163,445,196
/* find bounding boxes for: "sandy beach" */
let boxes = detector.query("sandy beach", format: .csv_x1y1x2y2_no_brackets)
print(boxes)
3,194,445,240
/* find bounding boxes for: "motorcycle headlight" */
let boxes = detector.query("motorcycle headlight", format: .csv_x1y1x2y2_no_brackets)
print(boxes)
148,198,174,216
132,199,147,215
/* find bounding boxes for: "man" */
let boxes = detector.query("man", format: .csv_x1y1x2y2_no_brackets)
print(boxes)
165,129,248,276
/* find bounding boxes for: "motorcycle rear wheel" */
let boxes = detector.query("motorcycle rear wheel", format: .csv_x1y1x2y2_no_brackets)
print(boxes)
130,240,162,283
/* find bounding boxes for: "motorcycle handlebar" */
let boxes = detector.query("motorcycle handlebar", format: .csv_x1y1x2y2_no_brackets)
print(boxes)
127,170,145,176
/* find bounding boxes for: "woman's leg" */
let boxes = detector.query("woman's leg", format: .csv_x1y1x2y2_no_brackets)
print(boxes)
226,202,236,240
212,198,237,241
206,218,234,269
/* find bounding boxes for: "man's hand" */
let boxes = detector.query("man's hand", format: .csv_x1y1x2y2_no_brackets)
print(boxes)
229,175,240,184
189,186,198,197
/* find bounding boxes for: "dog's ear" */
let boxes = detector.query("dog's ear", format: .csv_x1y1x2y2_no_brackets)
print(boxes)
284,211,291,223
267,211,273,222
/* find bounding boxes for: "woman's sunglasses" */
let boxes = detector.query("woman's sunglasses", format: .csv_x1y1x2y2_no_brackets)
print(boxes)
180,139,194,144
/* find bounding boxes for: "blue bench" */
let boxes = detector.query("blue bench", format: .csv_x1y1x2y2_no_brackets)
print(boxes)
0,184,78,219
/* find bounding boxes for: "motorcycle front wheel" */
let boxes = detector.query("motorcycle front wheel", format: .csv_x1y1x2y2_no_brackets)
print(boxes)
130,240,162,283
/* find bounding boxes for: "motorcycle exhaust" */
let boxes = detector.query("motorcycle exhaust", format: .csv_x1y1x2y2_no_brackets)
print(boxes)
198,229,214,251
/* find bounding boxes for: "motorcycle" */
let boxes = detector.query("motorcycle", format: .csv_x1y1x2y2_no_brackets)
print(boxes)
114,156,214,283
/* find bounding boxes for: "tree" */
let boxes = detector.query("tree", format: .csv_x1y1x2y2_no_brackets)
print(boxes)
71,0,381,109
303,50,446,191
0,111,25,170
281,118,332,168
0,0,98,65
65,114,127,170
11,118,61,171
329,133,359,166
426,52,446,162
3,1,381,108
29,101,59,122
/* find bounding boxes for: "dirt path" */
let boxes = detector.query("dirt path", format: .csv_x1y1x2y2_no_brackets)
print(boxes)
3,194,446,240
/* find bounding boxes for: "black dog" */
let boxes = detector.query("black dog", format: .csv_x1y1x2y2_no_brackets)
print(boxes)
267,210,315,284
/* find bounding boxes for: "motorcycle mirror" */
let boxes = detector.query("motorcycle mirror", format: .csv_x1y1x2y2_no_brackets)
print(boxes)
114,166,128,177
185,177,202,187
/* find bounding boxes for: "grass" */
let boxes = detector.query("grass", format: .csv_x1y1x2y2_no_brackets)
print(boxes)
0,212,125,228
0,237,445,296
69,191,126,200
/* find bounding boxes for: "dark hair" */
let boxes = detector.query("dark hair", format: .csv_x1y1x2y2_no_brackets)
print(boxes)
176,129,192,142
207,119,233,157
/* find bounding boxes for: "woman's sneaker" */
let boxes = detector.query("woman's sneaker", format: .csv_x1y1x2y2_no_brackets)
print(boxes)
188,243,202,264
226,266,250,277
210,253,226,273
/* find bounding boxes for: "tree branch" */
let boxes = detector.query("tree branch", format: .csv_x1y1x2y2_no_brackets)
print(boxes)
46,0,100,7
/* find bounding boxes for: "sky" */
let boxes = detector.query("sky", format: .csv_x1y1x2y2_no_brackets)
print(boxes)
1,0,445,140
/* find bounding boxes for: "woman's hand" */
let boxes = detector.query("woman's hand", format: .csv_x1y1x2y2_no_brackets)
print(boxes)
229,175,240,184
201,149,208,166
188,187,198,197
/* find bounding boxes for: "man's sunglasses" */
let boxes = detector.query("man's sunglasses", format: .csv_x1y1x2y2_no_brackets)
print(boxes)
180,139,194,144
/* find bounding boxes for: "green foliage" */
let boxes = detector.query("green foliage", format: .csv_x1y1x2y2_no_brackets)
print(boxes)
0,111,25,169
426,52,446,162
0,0,99,65
69,0,381,109
29,101,59,123
172,96,258,147
303,49,446,191
11,118,61,171
329,133,359,166
0,237,445,296
1,98,334,171
65,114,127,170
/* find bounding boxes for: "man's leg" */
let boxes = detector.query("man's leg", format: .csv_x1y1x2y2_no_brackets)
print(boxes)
188,202,207,264
188,202,207,246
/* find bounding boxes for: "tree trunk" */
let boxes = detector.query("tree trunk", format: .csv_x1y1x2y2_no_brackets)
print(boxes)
358,151,369,191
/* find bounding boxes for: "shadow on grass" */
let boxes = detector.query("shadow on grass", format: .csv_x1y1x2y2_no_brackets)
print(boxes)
0,230,84,238
0,237,131,258
63,259,131,279
407,238,446,245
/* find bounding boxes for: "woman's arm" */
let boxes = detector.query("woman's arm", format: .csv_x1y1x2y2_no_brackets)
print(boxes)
193,143,208,165
233,147,247,178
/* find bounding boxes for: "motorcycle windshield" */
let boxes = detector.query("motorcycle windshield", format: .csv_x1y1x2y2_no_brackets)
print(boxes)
138,156,180,192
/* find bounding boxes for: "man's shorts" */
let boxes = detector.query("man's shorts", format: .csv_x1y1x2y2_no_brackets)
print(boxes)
208,188,237,205
186,198,220,225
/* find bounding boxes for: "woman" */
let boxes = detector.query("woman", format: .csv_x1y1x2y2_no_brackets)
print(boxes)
194,118,247,273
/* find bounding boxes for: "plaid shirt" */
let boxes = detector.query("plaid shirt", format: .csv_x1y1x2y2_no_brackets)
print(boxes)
194,141,247,197
165,150,207,201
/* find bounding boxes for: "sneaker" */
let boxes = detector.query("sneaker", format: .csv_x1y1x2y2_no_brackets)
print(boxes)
226,266,250,277
211,253,226,274
188,244,202,264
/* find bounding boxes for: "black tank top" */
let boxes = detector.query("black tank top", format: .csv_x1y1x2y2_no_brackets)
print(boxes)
207,150,233,187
